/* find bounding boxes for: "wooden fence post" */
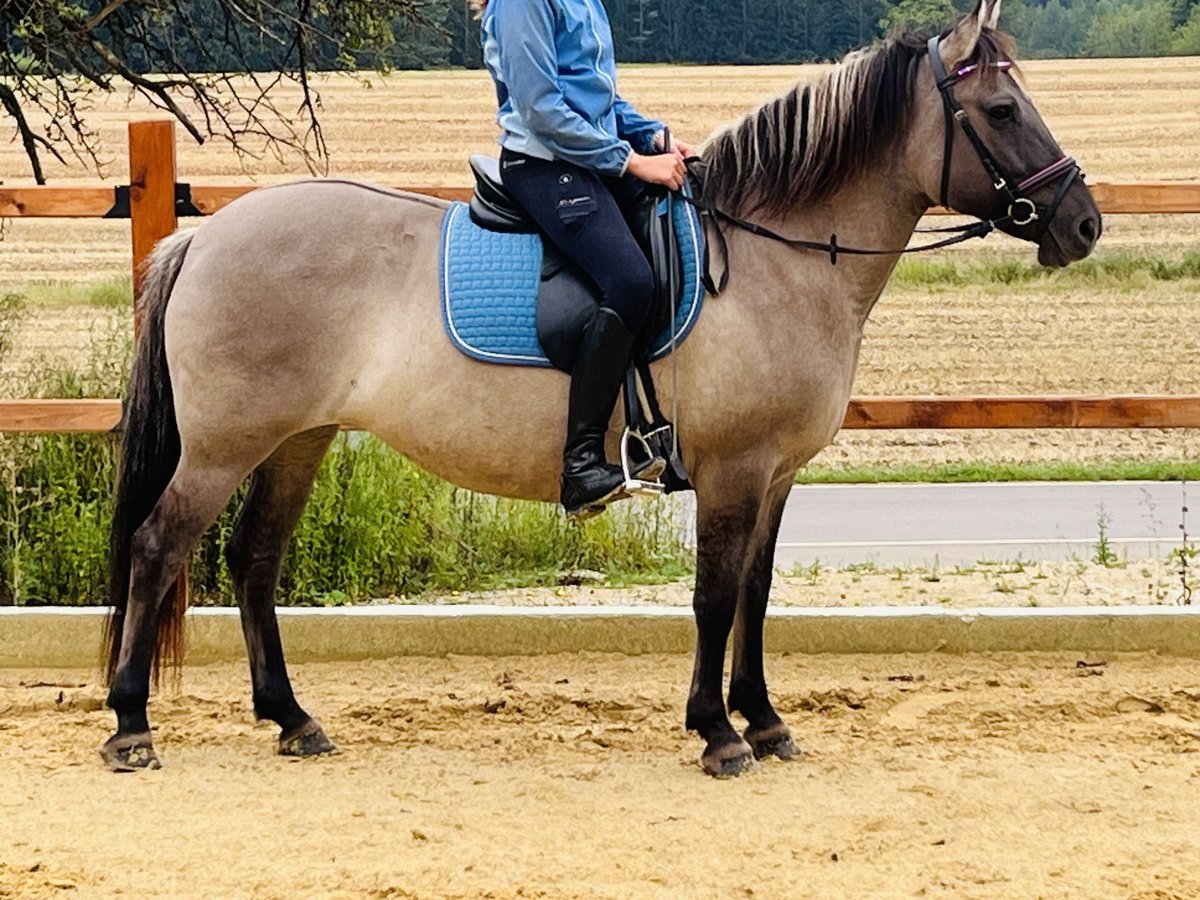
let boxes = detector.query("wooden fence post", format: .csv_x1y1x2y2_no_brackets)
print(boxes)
127,119,188,607
128,120,178,335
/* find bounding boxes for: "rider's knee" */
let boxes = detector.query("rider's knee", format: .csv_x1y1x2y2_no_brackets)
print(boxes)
602,255,654,330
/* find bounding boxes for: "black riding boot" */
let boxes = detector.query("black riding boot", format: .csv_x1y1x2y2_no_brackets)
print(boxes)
561,308,664,520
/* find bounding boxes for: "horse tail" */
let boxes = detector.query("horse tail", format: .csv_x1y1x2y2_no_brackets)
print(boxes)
104,228,196,685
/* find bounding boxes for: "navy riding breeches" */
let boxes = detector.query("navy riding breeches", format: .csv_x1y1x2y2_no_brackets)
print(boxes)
499,148,653,333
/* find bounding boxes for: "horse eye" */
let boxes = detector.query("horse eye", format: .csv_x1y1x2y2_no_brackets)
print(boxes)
987,104,1015,123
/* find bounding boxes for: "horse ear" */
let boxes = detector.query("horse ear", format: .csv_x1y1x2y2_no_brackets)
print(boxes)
985,0,1002,30
938,2,988,70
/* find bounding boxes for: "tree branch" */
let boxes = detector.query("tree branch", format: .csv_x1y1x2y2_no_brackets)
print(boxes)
86,0,131,31
85,36,206,145
1,1,431,181
0,83,63,184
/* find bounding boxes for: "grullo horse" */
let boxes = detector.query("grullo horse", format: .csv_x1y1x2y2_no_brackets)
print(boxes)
101,0,1100,775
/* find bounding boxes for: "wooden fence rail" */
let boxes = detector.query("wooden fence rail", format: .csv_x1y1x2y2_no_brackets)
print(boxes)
7,395,1200,435
2,119,1199,435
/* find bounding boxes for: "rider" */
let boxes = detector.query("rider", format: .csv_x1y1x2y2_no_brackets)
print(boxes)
479,0,693,520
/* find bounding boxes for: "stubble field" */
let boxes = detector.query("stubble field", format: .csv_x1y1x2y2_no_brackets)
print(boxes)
1,57,1199,469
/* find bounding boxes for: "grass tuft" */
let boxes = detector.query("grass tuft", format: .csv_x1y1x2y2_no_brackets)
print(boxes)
891,251,1200,289
5,278,134,310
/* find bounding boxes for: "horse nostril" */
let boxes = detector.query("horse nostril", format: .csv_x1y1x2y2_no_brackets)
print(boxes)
1078,217,1098,243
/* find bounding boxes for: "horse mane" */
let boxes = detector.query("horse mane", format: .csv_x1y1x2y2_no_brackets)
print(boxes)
699,28,1017,217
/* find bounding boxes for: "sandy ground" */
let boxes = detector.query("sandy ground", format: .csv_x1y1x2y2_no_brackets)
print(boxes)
2,653,1200,898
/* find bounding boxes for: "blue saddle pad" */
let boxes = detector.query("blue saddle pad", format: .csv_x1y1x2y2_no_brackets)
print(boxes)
439,193,705,367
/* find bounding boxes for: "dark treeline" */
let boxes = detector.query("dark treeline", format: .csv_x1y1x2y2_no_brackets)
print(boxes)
10,0,1200,74
436,0,1200,66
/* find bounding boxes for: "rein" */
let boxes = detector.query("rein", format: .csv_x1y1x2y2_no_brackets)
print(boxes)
684,37,1083,297
682,186,1000,295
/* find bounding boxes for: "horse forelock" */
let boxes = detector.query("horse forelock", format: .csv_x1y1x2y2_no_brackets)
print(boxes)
699,27,1017,218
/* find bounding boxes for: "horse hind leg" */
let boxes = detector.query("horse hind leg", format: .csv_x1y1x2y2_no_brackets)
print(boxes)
224,426,339,758
103,461,250,771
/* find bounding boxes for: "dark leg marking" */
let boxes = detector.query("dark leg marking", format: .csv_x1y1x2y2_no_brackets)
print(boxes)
729,480,801,762
225,426,339,757
686,488,762,777
103,465,248,771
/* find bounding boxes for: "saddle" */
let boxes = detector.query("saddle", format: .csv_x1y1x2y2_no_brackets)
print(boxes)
466,154,693,493
467,155,683,369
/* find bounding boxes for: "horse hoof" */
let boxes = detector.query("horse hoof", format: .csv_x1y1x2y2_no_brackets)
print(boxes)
701,738,757,777
100,732,161,772
279,720,338,758
745,723,801,761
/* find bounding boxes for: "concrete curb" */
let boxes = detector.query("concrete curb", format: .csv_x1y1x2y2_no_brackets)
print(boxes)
3,605,1200,668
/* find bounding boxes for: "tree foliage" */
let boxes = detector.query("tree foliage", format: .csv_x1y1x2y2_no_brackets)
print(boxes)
1172,3,1200,52
1,0,430,182
879,0,958,34
1084,0,1176,56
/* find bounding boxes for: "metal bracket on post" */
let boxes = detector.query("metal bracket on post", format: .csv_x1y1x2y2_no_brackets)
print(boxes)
104,183,200,220
174,183,203,218
104,185,131,219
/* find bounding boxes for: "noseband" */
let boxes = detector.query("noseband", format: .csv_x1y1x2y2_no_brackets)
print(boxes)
926,35,1081,234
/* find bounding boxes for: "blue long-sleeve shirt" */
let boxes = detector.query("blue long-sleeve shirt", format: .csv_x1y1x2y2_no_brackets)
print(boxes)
480,0,664,176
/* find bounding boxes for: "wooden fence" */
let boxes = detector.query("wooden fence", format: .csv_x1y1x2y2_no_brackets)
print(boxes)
3,119,1200,435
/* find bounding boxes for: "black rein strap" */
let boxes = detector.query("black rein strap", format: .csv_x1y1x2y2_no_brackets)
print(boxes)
681,175,1002,297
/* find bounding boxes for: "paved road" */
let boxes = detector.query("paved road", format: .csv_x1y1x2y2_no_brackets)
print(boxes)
769,481,1196,568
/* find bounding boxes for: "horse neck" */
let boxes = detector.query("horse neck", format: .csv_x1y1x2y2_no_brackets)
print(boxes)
771,156,927,323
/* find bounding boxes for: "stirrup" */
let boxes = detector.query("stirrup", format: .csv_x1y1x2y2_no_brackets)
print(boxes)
619,428,666,498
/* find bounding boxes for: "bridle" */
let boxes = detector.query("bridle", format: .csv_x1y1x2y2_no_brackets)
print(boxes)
683,37,1087,295
925,34,1081,236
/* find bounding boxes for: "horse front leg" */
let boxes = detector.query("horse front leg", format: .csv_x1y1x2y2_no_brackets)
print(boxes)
686,471,768,776
728,477,800,761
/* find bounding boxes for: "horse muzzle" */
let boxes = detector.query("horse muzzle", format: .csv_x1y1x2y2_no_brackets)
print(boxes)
1038,200,1102,268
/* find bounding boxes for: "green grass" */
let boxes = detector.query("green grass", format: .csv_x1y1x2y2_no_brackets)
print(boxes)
799,459,1200,485
5,278,133,309
4,251,1199,311
891,251,1200,290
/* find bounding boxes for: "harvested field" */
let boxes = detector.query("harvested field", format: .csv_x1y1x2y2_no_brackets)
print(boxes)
2,57,1198,281
3,652,1200,897
1,58,1198,469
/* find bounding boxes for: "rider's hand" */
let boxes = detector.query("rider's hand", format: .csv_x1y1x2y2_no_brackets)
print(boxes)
670,138,696,160
654,130,696,160
628,152,687,190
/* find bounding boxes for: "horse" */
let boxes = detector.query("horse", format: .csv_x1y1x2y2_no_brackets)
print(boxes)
100,0,1100,775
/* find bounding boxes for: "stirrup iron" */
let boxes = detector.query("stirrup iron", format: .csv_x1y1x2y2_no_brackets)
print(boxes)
620,427,665,497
